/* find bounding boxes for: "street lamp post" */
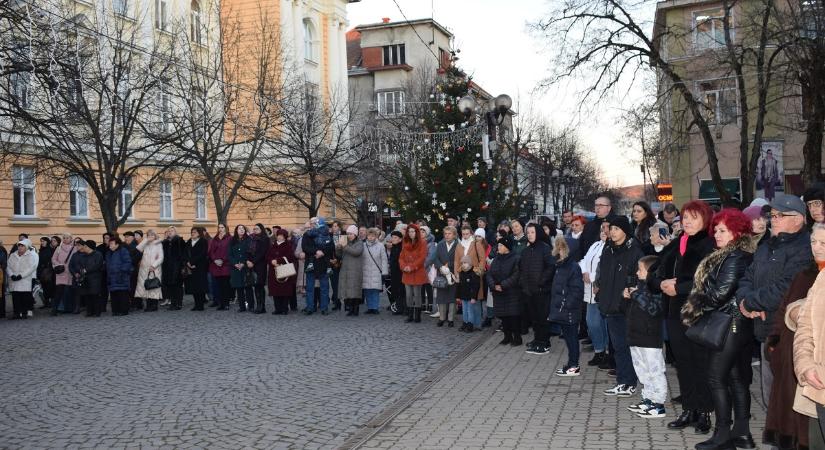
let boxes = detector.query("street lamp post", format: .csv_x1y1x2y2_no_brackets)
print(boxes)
551,168,572,218
458,93,512,223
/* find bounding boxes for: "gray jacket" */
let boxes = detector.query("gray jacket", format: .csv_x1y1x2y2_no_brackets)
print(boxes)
337,239,364,300
433,238,457,304
362,240,388,290
736,228,813,341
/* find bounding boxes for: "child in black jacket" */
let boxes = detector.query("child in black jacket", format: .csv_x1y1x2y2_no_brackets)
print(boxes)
623,255,668,419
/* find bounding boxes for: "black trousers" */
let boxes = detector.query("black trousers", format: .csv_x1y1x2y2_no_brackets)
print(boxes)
11,291,32,318
707,317,753,430
214,277,231,306
422,283,434,308
272,296,290,314
192,293,207,309
667,317,713,412
110,290,130,315
164,283,184,307
526,293,552,346
501,315,520,334
235,287,253,310
254,285,266,311
84,294,102,316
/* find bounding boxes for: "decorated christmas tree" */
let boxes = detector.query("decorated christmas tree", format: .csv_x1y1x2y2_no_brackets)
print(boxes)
385,66,519,235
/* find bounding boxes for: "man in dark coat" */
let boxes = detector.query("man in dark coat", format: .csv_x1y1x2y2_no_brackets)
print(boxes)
76,240,105,317
737,193,813,406
184,228,210,311
123,231,143,310
162,228,186,311
301,217,335,315
580,196,616,255
487,235,522,345
596,216,644,396
95,233,111,312
519,224,556,355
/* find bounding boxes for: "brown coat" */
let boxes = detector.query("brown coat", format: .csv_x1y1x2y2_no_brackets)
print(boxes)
453,238,486,300
766,264,819,449
794,267,825,409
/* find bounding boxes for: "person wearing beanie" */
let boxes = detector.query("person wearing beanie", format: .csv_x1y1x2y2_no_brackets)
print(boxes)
519,223,556,354
335,224,364,317
803,183,825,226
486,234,522,346
73,239,105,317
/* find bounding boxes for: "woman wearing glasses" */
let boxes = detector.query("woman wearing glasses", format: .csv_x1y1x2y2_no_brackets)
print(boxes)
804,185,825,227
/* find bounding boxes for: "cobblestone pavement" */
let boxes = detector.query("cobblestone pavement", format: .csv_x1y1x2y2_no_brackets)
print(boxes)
360,333,770,450
0,297,472,449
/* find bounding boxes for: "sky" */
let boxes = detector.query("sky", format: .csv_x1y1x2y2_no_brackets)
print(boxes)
346,0,651,187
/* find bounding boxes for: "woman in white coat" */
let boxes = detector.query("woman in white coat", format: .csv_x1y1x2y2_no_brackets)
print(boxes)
7,240,39,319
579,221,609,367
134,230,164,311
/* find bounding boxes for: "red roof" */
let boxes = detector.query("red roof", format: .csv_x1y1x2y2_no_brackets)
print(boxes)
346,29,362,69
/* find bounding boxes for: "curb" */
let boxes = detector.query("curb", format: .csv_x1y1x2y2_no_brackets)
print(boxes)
338,327,493,449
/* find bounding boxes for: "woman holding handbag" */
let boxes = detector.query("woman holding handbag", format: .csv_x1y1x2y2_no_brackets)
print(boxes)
267,228,297,315
134,230,164,312
681,209,757,450
337,225,364,316
230,225,253,312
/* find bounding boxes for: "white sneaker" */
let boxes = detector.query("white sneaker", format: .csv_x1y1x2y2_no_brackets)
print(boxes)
604,384,636,397
627,398,652,412
27,310,34,317
554,365,581,377
636,403,666,418
429,312,440,318
160,300,170,306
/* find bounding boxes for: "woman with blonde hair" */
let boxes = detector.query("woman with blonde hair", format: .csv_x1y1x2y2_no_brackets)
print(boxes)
134,229,164,312
549,236,584,376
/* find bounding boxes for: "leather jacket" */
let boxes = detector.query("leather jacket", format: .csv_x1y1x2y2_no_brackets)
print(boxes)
700,248,753,313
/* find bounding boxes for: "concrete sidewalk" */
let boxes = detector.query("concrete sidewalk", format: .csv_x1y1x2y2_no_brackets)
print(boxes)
358,332,769,450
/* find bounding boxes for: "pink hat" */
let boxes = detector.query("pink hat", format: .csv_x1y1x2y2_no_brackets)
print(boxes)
742,205,764,221
346,225,358,235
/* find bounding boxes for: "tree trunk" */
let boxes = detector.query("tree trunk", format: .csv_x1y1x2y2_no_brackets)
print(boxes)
803,85,825,185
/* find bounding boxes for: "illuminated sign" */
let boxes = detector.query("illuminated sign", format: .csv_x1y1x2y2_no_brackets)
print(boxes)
657,183,673,202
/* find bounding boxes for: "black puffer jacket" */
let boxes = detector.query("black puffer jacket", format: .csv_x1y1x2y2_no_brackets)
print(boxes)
518,241,555,297
548,257,584,325
73,251,104,296
596,237,644,317
627,280,664,348
652,230,715,321
699,248,753,312
487,251,521,317
737,228,813,341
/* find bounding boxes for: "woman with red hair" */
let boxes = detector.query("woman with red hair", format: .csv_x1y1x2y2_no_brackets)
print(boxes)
652,200,716,433
681,208,757,449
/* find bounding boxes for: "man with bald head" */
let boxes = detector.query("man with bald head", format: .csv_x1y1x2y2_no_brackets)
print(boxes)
580,196,616,255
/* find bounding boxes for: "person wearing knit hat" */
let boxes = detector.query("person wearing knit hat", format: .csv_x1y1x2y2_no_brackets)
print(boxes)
487,234,522,345
607,216,634,239
346,225,358,235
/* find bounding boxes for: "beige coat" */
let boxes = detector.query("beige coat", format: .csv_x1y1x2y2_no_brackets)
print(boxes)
793,269,825,409
134,239,164,299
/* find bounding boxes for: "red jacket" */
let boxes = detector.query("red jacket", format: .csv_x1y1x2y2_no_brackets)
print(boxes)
208,234,231,277
399,224,428,285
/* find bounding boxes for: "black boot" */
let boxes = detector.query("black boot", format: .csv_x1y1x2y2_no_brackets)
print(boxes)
247,296,255,313
695,424,733,450
344,300,353,316
254,298,266,314
695,412,712,434
146,299,158,312
414,308,421,323
668,409,699,430
500,331,513,345
217,298,228,310
352,303,359,316
730,417,754,449
511,333,523,346
405,308,414,323
588,352,605,367
332,298,341,311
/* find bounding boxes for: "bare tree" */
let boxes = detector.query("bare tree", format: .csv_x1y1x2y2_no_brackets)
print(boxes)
531,0,788,205
620,98,664,201
0,2,180,231
164,1,284,224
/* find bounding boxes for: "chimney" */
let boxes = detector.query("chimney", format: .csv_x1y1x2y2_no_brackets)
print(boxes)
381,17,390,23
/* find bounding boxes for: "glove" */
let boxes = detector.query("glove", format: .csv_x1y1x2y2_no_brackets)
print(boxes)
11,274,22,281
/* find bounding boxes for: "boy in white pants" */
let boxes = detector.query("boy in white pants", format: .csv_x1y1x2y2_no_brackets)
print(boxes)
623,255,668,418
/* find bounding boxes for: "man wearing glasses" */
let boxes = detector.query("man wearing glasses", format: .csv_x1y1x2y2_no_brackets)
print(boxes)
737,193,813,406
580,197,616,253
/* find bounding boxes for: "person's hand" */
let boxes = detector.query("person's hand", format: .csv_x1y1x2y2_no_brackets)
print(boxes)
661,279,677,297
246,261,254,268
495,285,502,292
234,263,243,270
583,272,591,284
315,250,324,258
804,368,825,390
593,287,600,295
623,288,631,299
470,299,477,304
214,259,223,266
271,259,278,267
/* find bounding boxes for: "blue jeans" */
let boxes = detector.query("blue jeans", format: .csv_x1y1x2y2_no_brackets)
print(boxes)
461,299,482,328
561,323,581,366
305,272,329,312
605,315,638,387
364,288,381,311
586,303,609,352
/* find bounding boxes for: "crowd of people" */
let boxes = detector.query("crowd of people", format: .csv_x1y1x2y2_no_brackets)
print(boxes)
3,185,825,450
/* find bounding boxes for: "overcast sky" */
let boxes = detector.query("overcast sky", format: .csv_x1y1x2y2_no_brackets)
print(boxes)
347,0,653,187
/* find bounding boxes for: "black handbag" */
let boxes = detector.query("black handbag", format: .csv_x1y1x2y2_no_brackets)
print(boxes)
685,309,732,351
144,271,162,290
432,274,448,289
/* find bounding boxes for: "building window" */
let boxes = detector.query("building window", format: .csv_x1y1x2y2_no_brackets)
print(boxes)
156,87,171,132
439,47,450,69
693,8,730,50
376,90,405,116
118,177,133,218
383,44,405,66
303,19,316,62
155,0,168,31
159,179,173,219
113,0,128,17
195,182,207,220
12,166,35,217
10,71,31,109
69,175,88,218
191,0,203,44
699,78,738,125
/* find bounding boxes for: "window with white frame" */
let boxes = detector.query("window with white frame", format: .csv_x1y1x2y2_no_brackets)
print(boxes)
195,182,207,220
382,44,405,66
155,0,168,31
10,71,31,109
159,179,173,219
303,19,316,62
376,90,405,116
191,0,203,44
12,166,35,217
118,177,133,218
69,175,88,218
699,78,738,125
693,7,731,50
156,86,171,132
113,0,128,17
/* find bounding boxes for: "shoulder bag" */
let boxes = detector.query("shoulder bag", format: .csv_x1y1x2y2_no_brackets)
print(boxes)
53,247,74,275
276,257,296,281
144,270,162,290
685,308,732,351
244,270,257,287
